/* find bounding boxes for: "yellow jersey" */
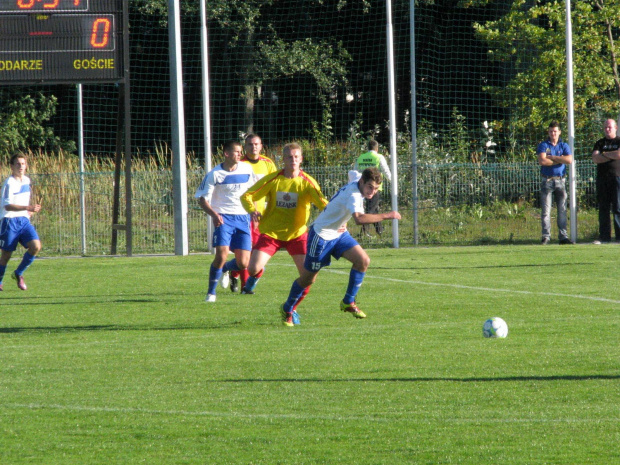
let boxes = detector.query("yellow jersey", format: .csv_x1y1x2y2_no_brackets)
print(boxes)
241,155,277,213
241,169,328,241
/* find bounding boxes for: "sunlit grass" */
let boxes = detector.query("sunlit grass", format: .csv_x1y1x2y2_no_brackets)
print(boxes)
0,246,618,463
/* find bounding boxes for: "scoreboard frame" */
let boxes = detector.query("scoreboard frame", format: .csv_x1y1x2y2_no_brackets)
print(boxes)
0,0,127,84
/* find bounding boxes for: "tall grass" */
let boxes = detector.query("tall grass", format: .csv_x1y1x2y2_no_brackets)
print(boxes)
0,148,603,255
1,146,203,175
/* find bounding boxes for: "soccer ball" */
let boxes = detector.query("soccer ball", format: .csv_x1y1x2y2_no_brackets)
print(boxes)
483,317,508,338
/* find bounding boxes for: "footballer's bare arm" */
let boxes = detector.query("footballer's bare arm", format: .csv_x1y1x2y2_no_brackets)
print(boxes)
352,211,401,225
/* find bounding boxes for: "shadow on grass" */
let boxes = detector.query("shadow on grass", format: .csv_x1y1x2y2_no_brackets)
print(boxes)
0,294,180,306
218,374,619,382
0,322,244,333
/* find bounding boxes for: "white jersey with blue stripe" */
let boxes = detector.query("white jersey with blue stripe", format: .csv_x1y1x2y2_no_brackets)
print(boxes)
0,175,31,220
311,180,364,240
195,163,257,215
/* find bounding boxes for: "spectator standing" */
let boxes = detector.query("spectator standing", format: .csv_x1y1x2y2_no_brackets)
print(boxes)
354,140,392,236
591,119,620,244
537,121,573,245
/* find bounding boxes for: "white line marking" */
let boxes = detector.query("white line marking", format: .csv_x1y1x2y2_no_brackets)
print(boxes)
319,268,620,305
5,403,617,423
5,403,385,422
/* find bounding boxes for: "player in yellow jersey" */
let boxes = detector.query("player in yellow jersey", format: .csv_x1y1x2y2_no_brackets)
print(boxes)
240,142,328,324
229,134,277,292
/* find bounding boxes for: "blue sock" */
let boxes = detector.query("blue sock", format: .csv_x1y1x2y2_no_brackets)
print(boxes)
283,280,306,313
15,252,36,276
208,264,222,295
0,264,6,284
244,275,259,292
222,258,240,273
343,269,365,304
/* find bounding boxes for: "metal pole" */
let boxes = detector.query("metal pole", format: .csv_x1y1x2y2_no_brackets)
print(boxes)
565,0,577,241
168,0,189,255
200,0,213,251
386,0,399,248
122,0,132,256
77,84,86,255
410,0,418,245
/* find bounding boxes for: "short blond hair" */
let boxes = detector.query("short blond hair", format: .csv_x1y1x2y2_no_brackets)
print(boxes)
283,142,302,156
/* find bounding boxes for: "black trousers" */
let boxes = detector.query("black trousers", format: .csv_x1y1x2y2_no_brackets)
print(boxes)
596,174,620,241
362,193,383,235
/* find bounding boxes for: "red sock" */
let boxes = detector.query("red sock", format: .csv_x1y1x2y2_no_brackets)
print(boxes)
230,270,240,279
255,268,264,279
240,269,250,288
292,285,311,311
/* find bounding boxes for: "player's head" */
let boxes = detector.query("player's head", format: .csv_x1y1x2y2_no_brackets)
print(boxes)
9,152,28,177
283,142,302,157
368,140,379,152
222,140,243,163
283,143,303,172
359,167,382,199
547,121,561,143
244,134,263,160
604,119,618,139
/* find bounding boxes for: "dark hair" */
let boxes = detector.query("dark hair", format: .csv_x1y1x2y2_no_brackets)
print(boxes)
368,139,379,151
10,152,27,166
223,140,242,153
548,121,561,130
361,167,382,185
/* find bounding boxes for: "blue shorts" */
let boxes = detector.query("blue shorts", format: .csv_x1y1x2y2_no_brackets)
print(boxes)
0,217,39,252
213,214,252,251
304,228,359,272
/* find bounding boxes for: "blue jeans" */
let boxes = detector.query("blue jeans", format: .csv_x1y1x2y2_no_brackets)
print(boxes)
596,175,620,241
540,178,568,240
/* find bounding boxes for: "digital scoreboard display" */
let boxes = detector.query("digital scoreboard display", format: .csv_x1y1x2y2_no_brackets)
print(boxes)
0,0,90,12
0,0,125,83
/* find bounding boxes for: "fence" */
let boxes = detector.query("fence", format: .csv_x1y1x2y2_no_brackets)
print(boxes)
30,162,599,257
5,2,617,166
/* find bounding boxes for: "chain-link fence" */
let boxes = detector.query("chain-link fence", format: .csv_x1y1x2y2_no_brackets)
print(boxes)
30,162,599,256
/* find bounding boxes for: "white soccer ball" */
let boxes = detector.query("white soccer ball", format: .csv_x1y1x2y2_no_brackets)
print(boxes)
483,317,508,338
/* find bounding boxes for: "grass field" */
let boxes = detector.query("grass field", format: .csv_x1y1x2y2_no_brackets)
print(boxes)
1,245,619,464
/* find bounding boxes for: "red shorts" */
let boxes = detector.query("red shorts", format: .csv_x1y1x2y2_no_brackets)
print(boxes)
251,220,261,246
254,232,307,256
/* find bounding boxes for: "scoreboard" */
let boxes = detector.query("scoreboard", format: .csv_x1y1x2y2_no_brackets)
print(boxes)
0,0,126,83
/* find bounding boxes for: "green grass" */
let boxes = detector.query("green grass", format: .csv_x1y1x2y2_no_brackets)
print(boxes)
1,245,619,464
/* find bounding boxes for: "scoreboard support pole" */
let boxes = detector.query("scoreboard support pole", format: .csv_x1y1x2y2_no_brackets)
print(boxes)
111,0,132,256
110,81,132,256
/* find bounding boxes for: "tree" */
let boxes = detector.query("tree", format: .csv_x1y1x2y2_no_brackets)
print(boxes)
135,0,353,138
0,91,76,156
473,0,620,148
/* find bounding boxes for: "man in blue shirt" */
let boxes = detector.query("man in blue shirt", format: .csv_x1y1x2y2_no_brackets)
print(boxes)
537,121,573,245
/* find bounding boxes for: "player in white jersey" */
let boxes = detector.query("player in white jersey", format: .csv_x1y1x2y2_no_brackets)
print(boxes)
0,153,42,291
195,141,258,302
279,167,400,325
228,133,277,292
